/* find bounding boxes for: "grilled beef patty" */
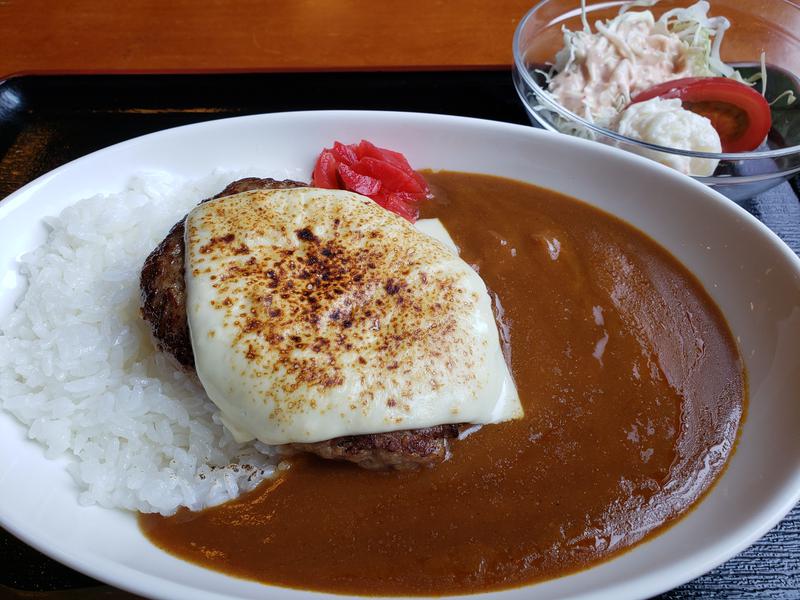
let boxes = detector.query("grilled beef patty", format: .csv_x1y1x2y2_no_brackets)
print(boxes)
140,178,307,368
140,178,462,470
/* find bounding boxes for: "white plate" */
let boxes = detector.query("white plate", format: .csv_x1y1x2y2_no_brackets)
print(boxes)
1,111,799,600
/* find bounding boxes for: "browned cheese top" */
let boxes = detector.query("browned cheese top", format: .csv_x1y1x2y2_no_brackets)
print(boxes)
141,171,746,595
184,187,519,445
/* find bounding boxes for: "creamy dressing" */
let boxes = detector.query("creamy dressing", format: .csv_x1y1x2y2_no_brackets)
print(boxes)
550,11,704,126
184,188,521,445
545,1,739,175
613,97,721,175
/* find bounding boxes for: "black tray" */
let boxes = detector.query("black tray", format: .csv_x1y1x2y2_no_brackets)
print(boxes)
0,72,798,600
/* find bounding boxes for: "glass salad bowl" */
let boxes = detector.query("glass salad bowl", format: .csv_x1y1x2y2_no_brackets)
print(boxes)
512,0,800,201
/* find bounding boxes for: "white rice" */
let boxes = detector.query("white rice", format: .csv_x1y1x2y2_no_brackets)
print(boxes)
0,172,282,516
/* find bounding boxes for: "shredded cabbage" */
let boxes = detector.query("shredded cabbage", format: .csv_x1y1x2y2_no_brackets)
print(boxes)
618,0,659,16
579,0,590,31
769,90,797,107
542,0,752,134
620,1,739,80
532,0,797,156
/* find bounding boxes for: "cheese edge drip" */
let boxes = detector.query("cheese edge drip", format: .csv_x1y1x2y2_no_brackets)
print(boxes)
185,188,522,445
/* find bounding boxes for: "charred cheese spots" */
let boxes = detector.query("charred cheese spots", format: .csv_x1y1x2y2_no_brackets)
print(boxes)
184,188,521,445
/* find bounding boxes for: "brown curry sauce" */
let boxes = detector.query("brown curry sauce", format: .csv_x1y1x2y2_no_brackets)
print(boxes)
139,171,745,595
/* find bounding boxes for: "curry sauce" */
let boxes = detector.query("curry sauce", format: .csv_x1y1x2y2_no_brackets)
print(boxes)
139,171,745,595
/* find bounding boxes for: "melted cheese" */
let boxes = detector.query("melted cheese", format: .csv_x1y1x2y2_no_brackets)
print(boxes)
184,188,522,445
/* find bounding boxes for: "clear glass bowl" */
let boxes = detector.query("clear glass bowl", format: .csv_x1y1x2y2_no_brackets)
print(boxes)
512,0,800,201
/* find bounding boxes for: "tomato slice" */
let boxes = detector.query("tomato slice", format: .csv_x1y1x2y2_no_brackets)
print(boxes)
630,77,771,153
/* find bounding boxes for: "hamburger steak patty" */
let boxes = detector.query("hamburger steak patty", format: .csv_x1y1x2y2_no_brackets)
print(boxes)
140,177,464,470
287,424,461,470
140,178,308,368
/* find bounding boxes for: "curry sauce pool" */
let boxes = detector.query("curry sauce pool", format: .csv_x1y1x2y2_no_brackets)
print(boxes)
139,171,745,595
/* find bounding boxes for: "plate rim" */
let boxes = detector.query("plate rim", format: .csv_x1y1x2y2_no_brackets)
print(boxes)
1,109,799,600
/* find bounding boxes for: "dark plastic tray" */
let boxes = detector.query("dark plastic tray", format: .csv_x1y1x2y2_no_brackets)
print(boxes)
0,72,798,599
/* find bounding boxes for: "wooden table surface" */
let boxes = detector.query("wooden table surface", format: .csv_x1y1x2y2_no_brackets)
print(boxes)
0,0,535,78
